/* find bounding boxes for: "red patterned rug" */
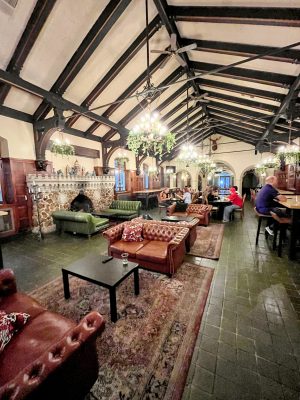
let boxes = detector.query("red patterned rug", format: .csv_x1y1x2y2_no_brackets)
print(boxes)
188,224,224,260
30,262,213,400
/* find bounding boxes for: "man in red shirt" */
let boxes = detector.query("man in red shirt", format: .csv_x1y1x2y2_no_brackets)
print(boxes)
223,187,243,222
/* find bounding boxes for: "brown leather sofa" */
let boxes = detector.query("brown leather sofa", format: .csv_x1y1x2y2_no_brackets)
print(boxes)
167,203,212,226
0,269,105,400
132,217,199,252
103,221,189,276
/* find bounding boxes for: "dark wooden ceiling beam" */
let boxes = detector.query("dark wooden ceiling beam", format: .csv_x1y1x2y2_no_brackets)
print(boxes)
33,0,131,121
258,74,300,145
0,105,33,123
169,6,300,27
207,101,270,120
196,78,285,102
210,116,264,137
0,68,128,135
216,126,260,141
102,67,184,141
214,129,256,146
168,107,203,130
0,0,57,104
86,53,171,136
190,61,294,87
173,116,207,140
206,92,277,113
67,14,162,127
171,112,206,135
181,38,300,64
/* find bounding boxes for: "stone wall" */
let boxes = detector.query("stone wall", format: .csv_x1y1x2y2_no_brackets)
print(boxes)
26,175,115,233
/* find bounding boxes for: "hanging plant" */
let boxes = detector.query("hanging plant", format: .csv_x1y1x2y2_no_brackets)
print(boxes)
276,146,300,165
50,140,75,157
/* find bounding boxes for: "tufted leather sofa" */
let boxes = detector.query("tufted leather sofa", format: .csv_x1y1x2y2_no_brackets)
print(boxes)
131,217,199,252
103,221,189,276
0,269,105,400
166,203,212,226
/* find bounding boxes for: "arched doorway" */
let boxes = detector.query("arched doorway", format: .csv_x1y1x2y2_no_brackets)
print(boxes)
242,169,259,199
176,170,191,188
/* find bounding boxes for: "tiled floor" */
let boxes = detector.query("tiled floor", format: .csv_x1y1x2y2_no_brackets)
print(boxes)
2,203,300,399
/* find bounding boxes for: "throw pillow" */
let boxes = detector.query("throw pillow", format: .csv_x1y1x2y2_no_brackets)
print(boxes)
122,223,143,242
0,311,30,352
175,202,188,212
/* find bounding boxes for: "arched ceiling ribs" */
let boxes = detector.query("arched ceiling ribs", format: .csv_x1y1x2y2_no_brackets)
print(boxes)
33,0,131,121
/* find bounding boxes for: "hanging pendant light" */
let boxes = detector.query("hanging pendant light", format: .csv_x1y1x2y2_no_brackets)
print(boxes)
276,119,300,165
126,0,176,159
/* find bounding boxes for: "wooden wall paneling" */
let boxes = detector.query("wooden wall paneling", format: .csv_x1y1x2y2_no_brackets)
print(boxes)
286,164,296,191
275,168,287,190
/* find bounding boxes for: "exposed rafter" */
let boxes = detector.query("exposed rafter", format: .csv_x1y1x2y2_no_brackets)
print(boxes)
33,0,131,121
169,6,300,27
67,14,162,127
181,38,300,64
0,0,57,104
0,105,33,123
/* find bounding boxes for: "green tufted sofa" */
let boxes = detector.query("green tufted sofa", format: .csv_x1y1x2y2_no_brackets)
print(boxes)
52,211,109,237
100,200,141,220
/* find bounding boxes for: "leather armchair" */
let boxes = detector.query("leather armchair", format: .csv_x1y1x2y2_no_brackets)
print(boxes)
0,269,105,400
167,203,212,226
103,221,189,276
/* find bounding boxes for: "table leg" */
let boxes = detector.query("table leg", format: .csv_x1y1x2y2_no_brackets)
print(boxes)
288,209,299,260
0,243,4,269
146,194,149,210
62,270,70,299
109,287,117,322
134,268,139,295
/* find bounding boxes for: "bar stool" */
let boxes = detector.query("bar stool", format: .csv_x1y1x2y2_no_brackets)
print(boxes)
254,207,273,245
270,211,292,257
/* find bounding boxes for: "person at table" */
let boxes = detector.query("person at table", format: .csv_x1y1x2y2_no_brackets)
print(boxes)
255,176,287,216
222,187,243,222
159,188,173,205
176,187,192,204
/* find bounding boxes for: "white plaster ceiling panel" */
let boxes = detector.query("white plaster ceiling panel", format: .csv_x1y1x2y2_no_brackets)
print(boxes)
92,125,111,138
168,0,300,6
199,85,281,106
65,0,158,105
0,0,37,69
200,74,289,95
189,51,300,77
3,87,41,114
71,116,94,131
176,21,300,49
20,0,110,90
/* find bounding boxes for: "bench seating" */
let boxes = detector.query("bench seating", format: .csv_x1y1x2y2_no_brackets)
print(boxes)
100,200,141,220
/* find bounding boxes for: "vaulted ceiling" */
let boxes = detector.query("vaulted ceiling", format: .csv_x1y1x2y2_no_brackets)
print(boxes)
0,0,300,161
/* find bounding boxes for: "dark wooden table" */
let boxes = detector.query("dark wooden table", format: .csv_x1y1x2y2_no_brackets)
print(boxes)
210,199,231,220
277,198,300,260
161,216,196,223
62,254,139,322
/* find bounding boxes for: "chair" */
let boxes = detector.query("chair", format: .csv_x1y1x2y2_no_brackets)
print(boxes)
232,194,246,220
156,194,168,215
270,211,292,257
254,207,273,245
250,189,256,204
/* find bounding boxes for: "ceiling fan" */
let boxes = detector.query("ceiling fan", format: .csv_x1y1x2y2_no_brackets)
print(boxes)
151,33,197,69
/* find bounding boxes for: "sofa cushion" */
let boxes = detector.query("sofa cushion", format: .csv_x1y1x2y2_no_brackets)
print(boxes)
0,310,75,385
110,240,149,258
91,216,109,226
0,311,30,352
136,241,168,264
52,211,90,223
111,210,137,216
0,293,46,319
188,213,205,220
122,223,143,242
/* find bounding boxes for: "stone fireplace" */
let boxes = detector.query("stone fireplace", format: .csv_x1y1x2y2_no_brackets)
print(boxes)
26,175,115,234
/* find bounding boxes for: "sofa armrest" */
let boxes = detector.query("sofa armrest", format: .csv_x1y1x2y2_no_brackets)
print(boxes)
0,311,105,400
168,227,189,248
166,203,176,216
102,222,126,245
167,227,189,275
0,268,17,296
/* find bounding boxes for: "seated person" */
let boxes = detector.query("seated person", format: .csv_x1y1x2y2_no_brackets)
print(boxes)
176,187,192,204
159,187,173,205
222,187,243,222
255,176,286,215
70,189,94,212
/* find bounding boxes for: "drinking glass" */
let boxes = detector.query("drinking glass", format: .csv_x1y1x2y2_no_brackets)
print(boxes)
121,252,129,266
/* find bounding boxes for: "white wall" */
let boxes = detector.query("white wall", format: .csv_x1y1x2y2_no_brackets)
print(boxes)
162,135,274,190
0,115,35,159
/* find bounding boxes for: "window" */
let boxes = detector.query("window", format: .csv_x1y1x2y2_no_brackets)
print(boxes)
114,160,126,191
143,164,149,189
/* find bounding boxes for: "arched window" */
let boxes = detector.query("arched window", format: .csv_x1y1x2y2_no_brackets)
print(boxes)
114,160,126,191
143,163,149,189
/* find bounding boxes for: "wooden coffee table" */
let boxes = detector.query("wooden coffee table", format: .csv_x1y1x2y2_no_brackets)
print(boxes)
161,216,196,223
62,254,139,322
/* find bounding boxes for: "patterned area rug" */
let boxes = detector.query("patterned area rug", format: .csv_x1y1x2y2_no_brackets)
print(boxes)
30,262,213,400
188,224,225,259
